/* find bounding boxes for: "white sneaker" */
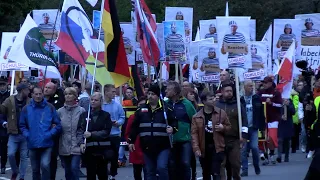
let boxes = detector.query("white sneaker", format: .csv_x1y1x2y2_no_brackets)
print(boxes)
260,153,265,160
307,151,314,159
301,146,306,153
270,155,276,164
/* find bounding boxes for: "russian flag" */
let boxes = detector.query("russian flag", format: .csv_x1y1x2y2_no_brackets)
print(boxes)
56,0,104,67
135,0,160,67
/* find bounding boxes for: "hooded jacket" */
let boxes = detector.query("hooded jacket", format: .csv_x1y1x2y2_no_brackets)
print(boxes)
215,98,248,140
290,89,300,125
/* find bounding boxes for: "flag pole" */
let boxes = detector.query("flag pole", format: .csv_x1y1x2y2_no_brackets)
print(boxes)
136,0,173,148
42,0,63,90
10,71,15,95
84,0,105,146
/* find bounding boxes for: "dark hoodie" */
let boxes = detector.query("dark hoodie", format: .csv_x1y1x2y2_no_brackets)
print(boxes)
215,98,248,140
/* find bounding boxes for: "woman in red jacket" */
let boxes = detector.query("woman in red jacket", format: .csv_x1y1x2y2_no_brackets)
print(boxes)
125,96,147,180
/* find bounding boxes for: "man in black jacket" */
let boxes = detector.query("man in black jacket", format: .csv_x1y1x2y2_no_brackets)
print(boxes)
240,80,265,177
128,84,177,180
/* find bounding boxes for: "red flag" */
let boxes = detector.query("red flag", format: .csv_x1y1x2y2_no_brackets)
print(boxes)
135,0,160,66
276,41,295,99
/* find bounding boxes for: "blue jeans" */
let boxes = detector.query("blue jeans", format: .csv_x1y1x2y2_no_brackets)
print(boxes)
143,148,170,180
8,134,28,179
241,128,260,172
169,141,192,180
29,147,52,180
118,145,127,163
61,155,81,180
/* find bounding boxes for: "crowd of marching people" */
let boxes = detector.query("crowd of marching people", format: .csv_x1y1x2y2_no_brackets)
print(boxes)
0,69,319,180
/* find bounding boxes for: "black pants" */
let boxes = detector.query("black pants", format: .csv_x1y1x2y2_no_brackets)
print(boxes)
0,136,8,169
291,123,300,152
191,154,197,180
304,148,320,180
109,136,120,177
199,144,224,180
85,153,109,180
133,164,145,180
50,137,59,180
278,138,290,159
306,129,315,152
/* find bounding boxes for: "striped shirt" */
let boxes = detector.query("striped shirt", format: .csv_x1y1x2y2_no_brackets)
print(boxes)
252,54,263,70
302,29,320,38
223,32,246,67
202,57,219,75
165,34,185,60
205,33,218,43
278,33,296,51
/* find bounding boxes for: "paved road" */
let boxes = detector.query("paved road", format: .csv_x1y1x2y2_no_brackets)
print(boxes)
0,151,310,180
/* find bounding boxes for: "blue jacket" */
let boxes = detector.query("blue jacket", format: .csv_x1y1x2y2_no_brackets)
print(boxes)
19,99,62,149
102,100,125,136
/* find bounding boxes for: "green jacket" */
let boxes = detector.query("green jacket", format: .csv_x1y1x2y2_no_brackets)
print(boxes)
166,97,197,142
290,90,299,125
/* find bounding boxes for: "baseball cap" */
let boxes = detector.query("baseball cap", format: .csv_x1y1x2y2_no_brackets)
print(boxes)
261,76,273,83
176,11,183,16
16,83,29,91
0,77,7,85
251,44,257,49
209,24,216,28
42,13,49,18
285,24,292,29
305,18,313,23
229,21,237,26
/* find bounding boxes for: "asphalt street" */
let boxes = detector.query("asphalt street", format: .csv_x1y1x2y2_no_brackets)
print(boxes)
0,151,310,180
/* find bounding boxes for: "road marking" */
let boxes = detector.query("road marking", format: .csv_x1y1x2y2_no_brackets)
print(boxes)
0,177,10,180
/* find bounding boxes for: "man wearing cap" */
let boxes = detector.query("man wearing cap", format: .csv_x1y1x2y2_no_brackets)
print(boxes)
128,84,177,180
200,48,220,76
175,11,190,36
205,24,218,43
165,22,185,61
0,77,10,174
302,18,320,38
0,83,30,180
221,21,248,67
276,24,297,52
258,76,283,165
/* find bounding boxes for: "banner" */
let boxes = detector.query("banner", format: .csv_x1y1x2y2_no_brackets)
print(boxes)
273,19,303,60
120,23,135,65
300,46,320,74
250,19,256,41
163,20,186,62
0,32,28,71
295,13,320,46
239,41,267,81
199,19,217,42
8,14,61,79
33,9,60,40
217,16,251,69
190,41,200,82
165,7,193,64
198,40,220,83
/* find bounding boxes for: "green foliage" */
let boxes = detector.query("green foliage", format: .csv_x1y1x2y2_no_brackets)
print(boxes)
0,0,319,43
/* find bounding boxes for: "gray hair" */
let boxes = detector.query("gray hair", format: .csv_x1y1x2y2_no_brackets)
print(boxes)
91,92,103,104
244,80,253,87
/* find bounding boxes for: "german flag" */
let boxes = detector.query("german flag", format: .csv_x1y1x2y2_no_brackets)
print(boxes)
102,0,130,87
128,65,144,98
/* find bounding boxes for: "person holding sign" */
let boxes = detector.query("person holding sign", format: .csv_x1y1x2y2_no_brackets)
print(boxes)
221,21,248,68
205,24,218,43
302,18,320,38
175,11,190,36
200,48,220,75
276,24,298,52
